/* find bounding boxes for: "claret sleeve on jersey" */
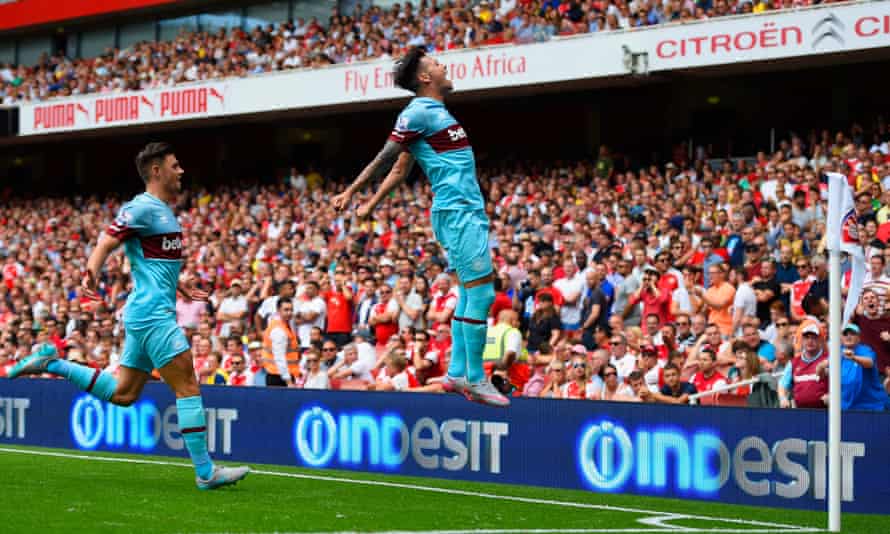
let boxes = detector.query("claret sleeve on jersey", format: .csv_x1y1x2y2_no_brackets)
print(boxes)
106,202,149,241
388,106,430,148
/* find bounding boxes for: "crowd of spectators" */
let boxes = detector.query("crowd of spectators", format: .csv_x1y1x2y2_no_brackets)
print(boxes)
2,120,890,411
0,0,856,104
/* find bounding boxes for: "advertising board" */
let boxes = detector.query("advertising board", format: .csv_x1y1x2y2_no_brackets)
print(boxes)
1,379,887,513
16,1,890,136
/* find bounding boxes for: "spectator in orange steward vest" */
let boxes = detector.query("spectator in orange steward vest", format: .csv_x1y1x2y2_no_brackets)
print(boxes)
261,298,301,387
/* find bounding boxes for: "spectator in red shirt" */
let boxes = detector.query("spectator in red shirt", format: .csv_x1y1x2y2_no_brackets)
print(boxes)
42,317,66,354
410,329,443,385
227,354,253,386
690,346,728,397
323,272,354,348
2,255,22,290
633,268,671,334
426,273,457,331
369,285,399,350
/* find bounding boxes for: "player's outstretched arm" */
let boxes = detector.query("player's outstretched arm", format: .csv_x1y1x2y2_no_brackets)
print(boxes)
357,152,415,219
82,233,122,300
332,140,404,211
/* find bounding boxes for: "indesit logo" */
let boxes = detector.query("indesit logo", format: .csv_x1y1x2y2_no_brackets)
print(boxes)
577,420,866,501
295,406,338,467
294,406,509,473
70,395,237,453
577,421,635,491
0,397,30,439
812,13,845,48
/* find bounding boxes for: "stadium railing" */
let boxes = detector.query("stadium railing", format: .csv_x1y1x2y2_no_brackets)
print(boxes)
688,372,782,406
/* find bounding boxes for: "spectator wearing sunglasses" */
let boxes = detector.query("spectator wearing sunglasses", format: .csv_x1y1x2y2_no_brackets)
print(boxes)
596,364,635,401
761,302,788,344
227,355,253,386
558,355,599,400
609,333,636,381
301,348,331,390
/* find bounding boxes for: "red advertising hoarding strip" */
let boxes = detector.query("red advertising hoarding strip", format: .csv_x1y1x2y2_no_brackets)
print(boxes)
0,0,182,31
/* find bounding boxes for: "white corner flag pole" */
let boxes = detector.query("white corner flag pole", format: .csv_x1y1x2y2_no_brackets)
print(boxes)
827,247,842,532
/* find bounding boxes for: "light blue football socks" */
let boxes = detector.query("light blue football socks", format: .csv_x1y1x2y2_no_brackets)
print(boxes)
462,282,495,383
176,395,214,480
448,286,468,379
47,357,117,402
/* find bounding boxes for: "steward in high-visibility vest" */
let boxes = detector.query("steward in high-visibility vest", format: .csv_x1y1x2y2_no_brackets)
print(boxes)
482,310,530,390
261,298,301,386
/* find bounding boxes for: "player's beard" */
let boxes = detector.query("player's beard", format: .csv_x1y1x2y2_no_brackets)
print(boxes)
165,176,182,197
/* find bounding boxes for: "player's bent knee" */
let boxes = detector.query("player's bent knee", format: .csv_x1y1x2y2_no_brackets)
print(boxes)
464,281,495,321
158,350,202,398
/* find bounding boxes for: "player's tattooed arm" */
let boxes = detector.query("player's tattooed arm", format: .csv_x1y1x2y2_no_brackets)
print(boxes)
357,152,415,218
333,140,403,211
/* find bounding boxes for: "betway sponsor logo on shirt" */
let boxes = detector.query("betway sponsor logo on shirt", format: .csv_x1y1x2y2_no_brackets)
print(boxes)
31,85,226,131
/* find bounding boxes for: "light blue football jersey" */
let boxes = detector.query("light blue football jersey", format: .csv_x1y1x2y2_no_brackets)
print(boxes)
389,97,485,212
106,192,184,326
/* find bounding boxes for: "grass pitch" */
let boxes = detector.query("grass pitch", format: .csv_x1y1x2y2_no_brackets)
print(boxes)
0,445,886,533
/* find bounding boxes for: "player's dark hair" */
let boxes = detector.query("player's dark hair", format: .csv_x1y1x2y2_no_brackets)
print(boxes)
135,142,174,183
277,297,292,310
394,46,426,93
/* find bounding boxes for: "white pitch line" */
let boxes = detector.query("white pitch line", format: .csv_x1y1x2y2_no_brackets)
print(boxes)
231,530,820,534
638,514,694,530
0,447,821,534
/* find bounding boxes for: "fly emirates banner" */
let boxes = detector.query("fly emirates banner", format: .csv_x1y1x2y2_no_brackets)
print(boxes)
17,0,890,136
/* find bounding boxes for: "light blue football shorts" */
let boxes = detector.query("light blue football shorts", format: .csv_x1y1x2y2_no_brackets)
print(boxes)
120,319,190,373
431,209,494,284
